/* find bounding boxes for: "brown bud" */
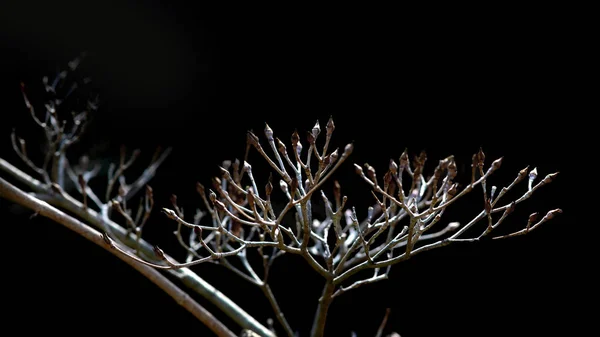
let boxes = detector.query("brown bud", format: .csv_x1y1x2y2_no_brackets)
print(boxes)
542,172,559,184
264,123,274,141
276,138,287,155
219,166,231,180
448,161,457,179
447,183,458,198
477,147,485,167
265,173,273,197
306,130,315,145
247,188,256,207
545,208,562,219
491,157,503,170
418,150,427,166
326,116,335,136
145,185,153,196
517,166,529,182
209,190,217,204
170,194,178,207
193,225,202,237
399,149,409,169
389,159,398,175
384,171,393,186
290,177,298,196
211,176,221,191
291,130,300,147
247,131,260,148
365,164,376,182
329,148,339,164
528,212,539,225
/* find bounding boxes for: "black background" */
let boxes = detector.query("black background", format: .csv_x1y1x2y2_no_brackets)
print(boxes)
0,1,588,336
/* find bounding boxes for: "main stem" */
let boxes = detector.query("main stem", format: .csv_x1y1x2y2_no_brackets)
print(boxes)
310,279,335,337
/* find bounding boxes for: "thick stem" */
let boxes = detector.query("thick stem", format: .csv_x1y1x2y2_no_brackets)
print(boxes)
0,158,274,337
0,176,236,337
310,280,335,337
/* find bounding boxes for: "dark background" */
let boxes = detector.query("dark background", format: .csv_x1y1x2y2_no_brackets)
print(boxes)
0,1,588,336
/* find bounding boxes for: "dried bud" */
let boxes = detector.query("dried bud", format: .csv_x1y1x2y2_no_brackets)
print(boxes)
211,176,222,191
389,159,398,175
326,116,335,136
447,183,458,198
433,165,443,180
312,120,321,138
323,154,331,165
247,131,260,148
329,148,339,164
545,208,562,220
209,190,217,204
291,130,300,147
290,177,298,196
279,179,288,193
384,171,393,186
264,123,274,141
247,189,256,209
542,172,559,184
528,212,539,225
196,182,205,196
219,166,231,180
491,157,503,170
276,138,287,155
448,161,457,179
145,185,153,196
170,194,178,207
193,225,202,237
516,166,529,182
343,143,354,156
365,164,376,182
477,147,485,167
265,173,273,197
153,246,166,260
222,160,231,170
399,149,409,169
354,163,363,175
306,130,315,145
418,150,427,166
